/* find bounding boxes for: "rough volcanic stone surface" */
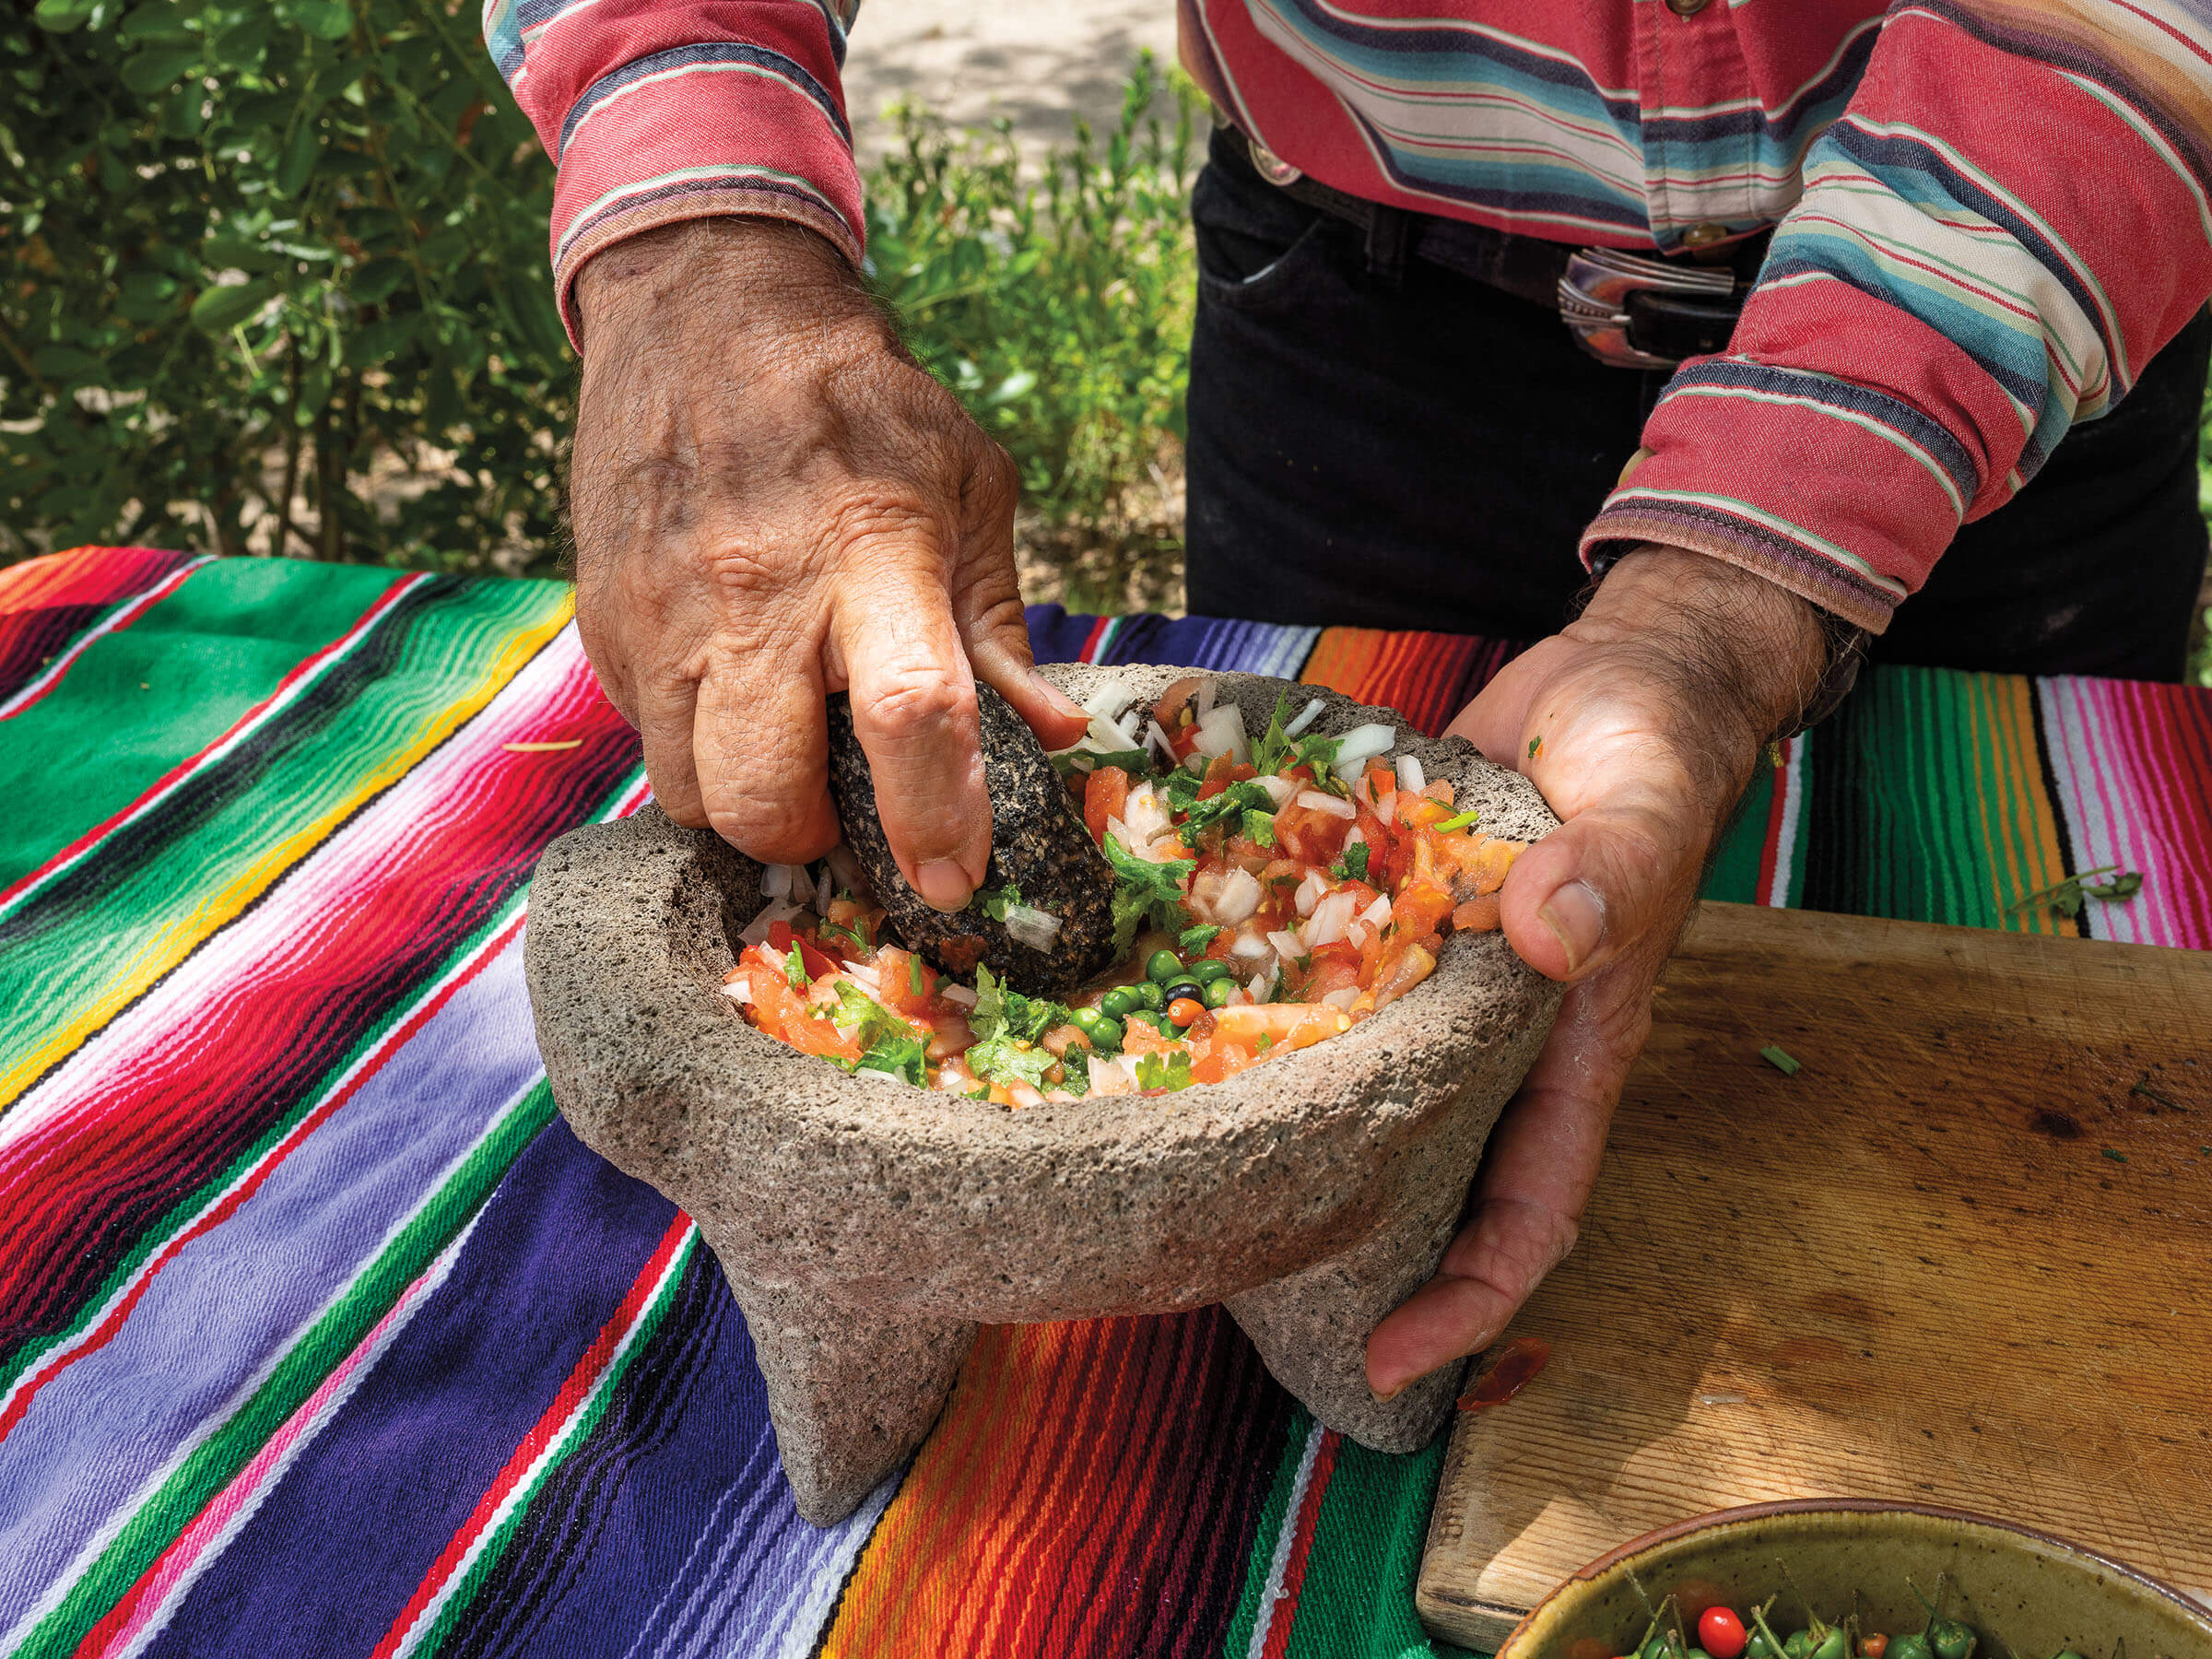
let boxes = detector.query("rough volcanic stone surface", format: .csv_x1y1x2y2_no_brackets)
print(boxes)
825,684,1117,996
524,664,1564,1525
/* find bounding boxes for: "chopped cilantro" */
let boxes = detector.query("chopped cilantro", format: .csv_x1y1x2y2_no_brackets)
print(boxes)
1432,808,1480,834
1101,837,1196,956
1330,842,1371,883
2101,1147,2129,1163
1178,924,1222,955
908,954,926,997
1251,691,1295,776
1135,1050,1194,1092
1160,769,1203,811
1178,778,1279,843
782,945,809,991
1243,808,1277,847
817,916,870,954
978,882,1025,923
831,982,910,1050
1255,1032,1274,1053
1291,731,1347,792
1089,748,1155,775
1759,1044,1801,1077
970,963,1069,1046
1527,735,1543,760
966,1033,1059,1092
855,1033,928,1087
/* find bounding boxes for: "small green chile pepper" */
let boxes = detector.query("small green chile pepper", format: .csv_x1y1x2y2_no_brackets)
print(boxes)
1888,1636,1932,1659
1783,1632,1814,1659
1810,1630,1848,1659
1099,985,1139,1019
1187,959,1233,983
1928,1622,1974,1659
1146,949,1184,983
1203,977,1235,1009
1746,1635,1782,1659
1133,981,1165,1011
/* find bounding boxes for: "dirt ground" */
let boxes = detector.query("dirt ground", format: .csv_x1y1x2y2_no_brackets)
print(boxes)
841,0,1180,166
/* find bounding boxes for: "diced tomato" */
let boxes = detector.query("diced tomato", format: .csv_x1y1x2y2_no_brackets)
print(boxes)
1452,893,1503,933
1275,803,1354,865
1398,791,1453,830
1168,723,1203,761
1371,939,1438,1011
742,961,864,1065
877,946,934,1015
1195,752,1237,800
1393,879,1454,941
1211,1002,1350,1052
765,921,841,981
1120,1018,1180,1055
1431,833,1524,898
1084,765,1131,842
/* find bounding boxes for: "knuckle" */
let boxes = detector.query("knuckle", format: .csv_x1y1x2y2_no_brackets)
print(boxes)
861,661,974,744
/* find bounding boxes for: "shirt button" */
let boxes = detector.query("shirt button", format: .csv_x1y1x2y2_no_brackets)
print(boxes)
1667,0,1712,15
1681,221,1730,249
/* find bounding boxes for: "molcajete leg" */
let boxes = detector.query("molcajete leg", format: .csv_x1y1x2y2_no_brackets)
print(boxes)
729,1275,974,1525
1225,1173,1468,1453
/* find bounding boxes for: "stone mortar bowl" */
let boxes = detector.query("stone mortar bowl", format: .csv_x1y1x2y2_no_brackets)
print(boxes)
524,665,1564,1525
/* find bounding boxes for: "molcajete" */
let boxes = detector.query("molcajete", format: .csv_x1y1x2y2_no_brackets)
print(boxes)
524,664,1564,1524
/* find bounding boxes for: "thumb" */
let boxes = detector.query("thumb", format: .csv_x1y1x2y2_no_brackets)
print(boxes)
1499,785,1700,982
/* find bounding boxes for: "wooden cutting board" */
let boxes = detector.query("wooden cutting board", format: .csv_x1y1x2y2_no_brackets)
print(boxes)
1418,901,2212,1653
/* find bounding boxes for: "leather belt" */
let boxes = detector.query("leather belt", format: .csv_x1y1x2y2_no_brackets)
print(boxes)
1218,124,1766,371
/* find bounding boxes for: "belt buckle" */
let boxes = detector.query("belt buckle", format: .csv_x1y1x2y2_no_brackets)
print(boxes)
1558,247,1735,370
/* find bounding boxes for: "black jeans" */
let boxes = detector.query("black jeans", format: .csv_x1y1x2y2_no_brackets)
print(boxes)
1183,129,2211,680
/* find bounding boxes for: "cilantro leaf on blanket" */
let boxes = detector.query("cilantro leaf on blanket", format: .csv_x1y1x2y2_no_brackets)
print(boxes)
1101,837,1195,957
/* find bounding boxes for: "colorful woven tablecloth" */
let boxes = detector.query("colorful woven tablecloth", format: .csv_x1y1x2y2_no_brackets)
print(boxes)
2,547,2207,1659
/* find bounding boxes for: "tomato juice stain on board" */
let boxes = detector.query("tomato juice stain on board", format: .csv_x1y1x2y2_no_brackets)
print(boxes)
1456,1335,1550,1411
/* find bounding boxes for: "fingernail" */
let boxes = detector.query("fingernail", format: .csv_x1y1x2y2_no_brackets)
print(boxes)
1372,1380,1403,1402
915,858,974,912
1538,879,1605,973
1030,669,1088,721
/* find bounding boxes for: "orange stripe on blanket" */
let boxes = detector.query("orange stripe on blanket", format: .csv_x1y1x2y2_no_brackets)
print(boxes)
1300,629,1503,736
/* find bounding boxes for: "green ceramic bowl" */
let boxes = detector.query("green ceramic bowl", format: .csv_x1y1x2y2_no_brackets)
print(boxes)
1497,1500,2212,1659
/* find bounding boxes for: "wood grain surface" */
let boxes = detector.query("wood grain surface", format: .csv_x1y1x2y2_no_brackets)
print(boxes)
1418,901,2212,1653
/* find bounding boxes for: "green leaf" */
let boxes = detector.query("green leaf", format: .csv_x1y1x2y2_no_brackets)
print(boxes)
965,1033,1056,1092
31,0,100,32
1251,691,1295,776
344,313,417,366
280,0,351,39
1177,924,1221,955
1329,842,1371,883
1242,808,1276,848
968,964,1066,1047
119,2,194,42
30,345,101,377
348,256,411,305
978,882,1024,923
1134,1050,1194,1093
120,45,200,95
831,982,910,1050
189,276,275,330
782,944,807,992
276,117,321,197
1433,808,1481,834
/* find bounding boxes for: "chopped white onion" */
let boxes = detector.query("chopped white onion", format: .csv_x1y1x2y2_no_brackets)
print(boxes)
1303,889,1359,948
1282,698,1325,738
721,978,753,1004
1193,703,1249,763
739,898,802,947
939,983,978,1008
1114,709,1146,746
825,844,867,902
1267,929,1304,964
1294,789,1357,820
1359,894,1394,929
1082,676,1138,722
1194,677,1216,720
1343,827,1366,851
1008,1083,1045,1110
842,963,881,995
1347,920,1374,951
1294,870,1327,917
1113,785,1178,860
1002,903,1065,950
1246,971,1275,1003
1374,787,1397,824
1230,925,1273,961
1145,718,1176,765
1322,987,1360,1013
759,863,795,900
1395,754,1426,794
1330,722,1398,781
1214,867,1263,925
1255,773,1297,808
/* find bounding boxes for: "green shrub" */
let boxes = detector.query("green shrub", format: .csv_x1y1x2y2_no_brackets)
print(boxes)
3,0,571,573
1,9,1198,587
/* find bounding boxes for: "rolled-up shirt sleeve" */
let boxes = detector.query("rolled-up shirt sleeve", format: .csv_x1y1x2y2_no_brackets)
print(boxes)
1582,0,2212,633
484,0,865,343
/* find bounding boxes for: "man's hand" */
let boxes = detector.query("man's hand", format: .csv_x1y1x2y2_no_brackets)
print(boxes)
1366,546,1828,1396
570,217,1088,904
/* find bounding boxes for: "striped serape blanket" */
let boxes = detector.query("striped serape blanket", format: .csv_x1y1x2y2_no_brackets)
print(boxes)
2,547,2207,1659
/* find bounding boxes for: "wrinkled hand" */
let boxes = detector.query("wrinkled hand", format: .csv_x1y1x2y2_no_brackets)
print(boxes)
570,217,1088,902
1366,546,1828,1396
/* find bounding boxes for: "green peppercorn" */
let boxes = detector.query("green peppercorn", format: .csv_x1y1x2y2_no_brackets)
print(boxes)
1132,981,1165,1011
1071,1007,1124,1051
1146,948,1185,984
1099,985,1139,1019
1203,977,1235,1009
1186,959,1233,983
